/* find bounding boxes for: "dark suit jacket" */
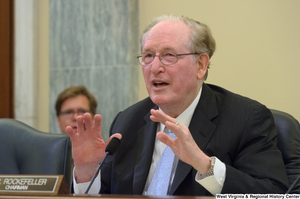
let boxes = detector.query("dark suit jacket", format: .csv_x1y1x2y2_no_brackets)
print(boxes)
101,83,289,195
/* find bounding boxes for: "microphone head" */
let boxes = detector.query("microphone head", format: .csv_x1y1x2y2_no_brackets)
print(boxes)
105,137,121,155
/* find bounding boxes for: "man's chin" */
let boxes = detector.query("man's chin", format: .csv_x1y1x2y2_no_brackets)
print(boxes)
150,95,170,106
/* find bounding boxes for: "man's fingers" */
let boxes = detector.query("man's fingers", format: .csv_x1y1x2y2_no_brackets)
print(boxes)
83,113,93,130
165,120,188,140
105,133,122,150
150,109,183,138
76,116,85,133
157,131,174,148
93,114,102,132
80,113,102,135
66,126,75,136
150,109,177,125
107,133,122,144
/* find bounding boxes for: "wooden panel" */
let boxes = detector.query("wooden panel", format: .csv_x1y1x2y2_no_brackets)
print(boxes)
0,0,14,118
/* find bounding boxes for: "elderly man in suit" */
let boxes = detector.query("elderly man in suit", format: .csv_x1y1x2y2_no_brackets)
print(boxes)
67,15,288,196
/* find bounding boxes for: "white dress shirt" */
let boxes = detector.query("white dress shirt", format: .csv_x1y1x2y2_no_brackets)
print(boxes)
74,86,226,195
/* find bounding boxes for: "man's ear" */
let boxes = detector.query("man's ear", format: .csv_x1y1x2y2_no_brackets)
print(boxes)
197,53,210,80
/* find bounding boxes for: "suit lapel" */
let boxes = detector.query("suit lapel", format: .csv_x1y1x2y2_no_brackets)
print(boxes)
132,105,158,194
169,84,219,194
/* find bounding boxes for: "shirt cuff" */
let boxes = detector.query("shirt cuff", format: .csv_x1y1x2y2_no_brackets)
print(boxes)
73,167,101,194
195,156,226,195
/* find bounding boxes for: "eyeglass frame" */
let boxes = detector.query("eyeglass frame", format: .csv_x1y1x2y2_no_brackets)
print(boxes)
137,51,200,66
58,109,91,119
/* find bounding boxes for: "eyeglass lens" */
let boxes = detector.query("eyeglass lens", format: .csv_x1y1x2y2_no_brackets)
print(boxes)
139,52,178,66
60,110,89,118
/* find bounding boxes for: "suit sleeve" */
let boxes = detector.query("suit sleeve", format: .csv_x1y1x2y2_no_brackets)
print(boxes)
100,111,122,194
221,105,289,193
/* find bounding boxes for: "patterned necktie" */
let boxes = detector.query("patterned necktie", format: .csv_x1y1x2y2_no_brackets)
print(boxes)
146,129,176,196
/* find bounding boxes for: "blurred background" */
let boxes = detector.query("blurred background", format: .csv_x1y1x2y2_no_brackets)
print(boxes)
1,0,299,141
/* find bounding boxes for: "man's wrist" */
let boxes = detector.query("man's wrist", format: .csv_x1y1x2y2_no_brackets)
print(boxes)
200,157,216,178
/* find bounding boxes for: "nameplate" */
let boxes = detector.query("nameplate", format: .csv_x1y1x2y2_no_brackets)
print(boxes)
0,175,69,195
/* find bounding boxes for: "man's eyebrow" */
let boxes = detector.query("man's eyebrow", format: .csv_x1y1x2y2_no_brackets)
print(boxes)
142,47,176,53
161,47,176,52
142,49,153,53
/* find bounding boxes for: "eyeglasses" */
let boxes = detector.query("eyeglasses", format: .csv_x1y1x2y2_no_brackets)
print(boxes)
59,109,90,119
137,51,200,66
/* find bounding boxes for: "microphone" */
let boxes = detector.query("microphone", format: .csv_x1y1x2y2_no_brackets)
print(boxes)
286,174,300,194
84,137,121,194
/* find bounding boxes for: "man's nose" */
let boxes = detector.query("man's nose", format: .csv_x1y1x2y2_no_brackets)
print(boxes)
151,56,164,73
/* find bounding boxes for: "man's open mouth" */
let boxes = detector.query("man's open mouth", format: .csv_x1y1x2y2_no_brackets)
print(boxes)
154,81,168,87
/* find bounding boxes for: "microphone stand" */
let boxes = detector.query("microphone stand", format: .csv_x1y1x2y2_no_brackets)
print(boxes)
286,174,300,194
84,151,109,194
